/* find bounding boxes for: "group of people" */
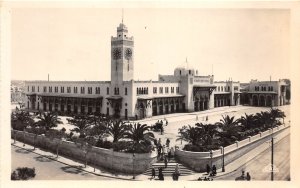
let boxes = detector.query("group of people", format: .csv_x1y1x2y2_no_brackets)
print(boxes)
235,171,251,181
151,163,180,181
155,138,174,162
206,164,217,176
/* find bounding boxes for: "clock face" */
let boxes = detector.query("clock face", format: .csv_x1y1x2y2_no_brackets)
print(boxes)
113,48,122,60
125,48,132,60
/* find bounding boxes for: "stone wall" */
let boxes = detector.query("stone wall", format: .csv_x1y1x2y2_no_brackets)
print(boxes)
11,131,157,174
175,124,290,172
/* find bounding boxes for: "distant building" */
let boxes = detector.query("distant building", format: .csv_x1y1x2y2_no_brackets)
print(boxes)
11,82,25,103
240,79,289,107
24,21,242,119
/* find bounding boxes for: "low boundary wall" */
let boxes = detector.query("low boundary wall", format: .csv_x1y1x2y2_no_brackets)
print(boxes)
175,124,290,172
11,131,157,174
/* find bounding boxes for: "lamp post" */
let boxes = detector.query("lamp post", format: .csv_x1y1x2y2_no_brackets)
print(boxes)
132,153,135,179
209,150,213,172
222,147,225,172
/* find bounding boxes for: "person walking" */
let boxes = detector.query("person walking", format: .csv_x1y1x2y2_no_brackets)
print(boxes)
158,167,164,180
246,172,251,181
151,167,156,179
164,155,168,168
206,164,211,175
166,138,170,147
170,147,175,157
206,115,208,121
212,165,217,176
166,119,168,126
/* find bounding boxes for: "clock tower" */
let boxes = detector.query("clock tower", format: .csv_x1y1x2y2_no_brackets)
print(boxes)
111,22,134,85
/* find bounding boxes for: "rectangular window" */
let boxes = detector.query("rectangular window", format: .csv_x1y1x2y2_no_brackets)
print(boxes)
37,86,39,92
49,86,52,93
234,86,238,91
61,87,64,93
81,87,85,94
43,86,47,92
74,87,78,93
32,86,35,92
125,87,128,95
171,87,174,93
165,87,169,93
27,86,29,92
153,87,157,94
176,87,179,93
107,87,109,95
159,87,163,94
67,87,71,93
95,87,100,94
88,87,92,94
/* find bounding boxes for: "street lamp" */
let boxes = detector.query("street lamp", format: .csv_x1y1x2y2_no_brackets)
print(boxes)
209,150,213,173
222,147,225,172
132,153,135,179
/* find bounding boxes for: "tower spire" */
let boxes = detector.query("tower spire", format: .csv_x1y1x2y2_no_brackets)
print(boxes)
122,8,124,24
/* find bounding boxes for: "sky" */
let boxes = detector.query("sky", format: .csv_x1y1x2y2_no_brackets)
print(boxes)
11,8,290,83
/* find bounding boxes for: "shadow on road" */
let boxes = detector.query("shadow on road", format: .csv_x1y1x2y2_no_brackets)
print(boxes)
34,155,55,162
14,148,34,154
61,165,85,174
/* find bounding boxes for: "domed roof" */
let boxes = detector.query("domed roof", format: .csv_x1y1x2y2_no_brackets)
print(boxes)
175,58,195,70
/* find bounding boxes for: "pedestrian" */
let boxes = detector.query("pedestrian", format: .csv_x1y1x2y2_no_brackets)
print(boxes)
175,163,180,176
246,172,251,181
166,119,168,126
212,165,217,176
161,126,164,135
206,115,208,121
167,148,171,161
170,147,175,157
166,138,170,147
158,167,164,180
206,164,211,175
158,138,162,146
162,145,166,156
164,155,168,168
151,167,156,179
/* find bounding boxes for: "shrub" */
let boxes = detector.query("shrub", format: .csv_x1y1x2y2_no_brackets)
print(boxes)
112,140,131,152
95,139,113,149
11,167,36,180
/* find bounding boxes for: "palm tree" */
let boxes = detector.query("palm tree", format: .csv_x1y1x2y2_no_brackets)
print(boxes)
106,120,128,143
270,108,286,124
216,115,242,146
238,113,256,130
176,125,201,146
68,115,91,138
195,123,220,147
36,112,62,131
124,123,155,152
254,111,274,130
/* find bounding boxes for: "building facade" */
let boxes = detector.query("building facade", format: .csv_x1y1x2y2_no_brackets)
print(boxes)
25,21,243,119
240,79,289,107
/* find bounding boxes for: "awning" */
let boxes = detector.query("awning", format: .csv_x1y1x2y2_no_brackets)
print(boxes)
106,96,123,100
245,91,277,94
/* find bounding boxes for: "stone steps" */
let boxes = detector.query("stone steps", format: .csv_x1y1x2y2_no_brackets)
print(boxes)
143,162,194,176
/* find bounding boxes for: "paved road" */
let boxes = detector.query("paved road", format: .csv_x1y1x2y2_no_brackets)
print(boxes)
215,135,290,181
11,146,115,180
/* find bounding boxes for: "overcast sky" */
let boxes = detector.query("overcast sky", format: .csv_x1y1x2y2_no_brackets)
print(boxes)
11,8,290,83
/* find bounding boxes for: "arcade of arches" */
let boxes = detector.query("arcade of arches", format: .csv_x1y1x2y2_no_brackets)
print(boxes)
26,94,103,114
136,96,185,119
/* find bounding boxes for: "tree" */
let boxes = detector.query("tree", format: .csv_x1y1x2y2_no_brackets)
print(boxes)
270,108,286,125
195,123,220,147
11,167,36,180
36,112,62,131
176,125,201,146
76,136,96,167
238,113,256,131
11,109,34,145
45,129,66,158
124,123,155,153
216,115,242,146
106,120,128,143
68,115,91,138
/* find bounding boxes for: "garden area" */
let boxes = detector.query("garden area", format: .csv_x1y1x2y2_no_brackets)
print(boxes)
176,108,286,152
11,106,156,156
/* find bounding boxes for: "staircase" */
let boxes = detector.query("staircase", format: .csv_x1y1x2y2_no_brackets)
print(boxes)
143,158,194,176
